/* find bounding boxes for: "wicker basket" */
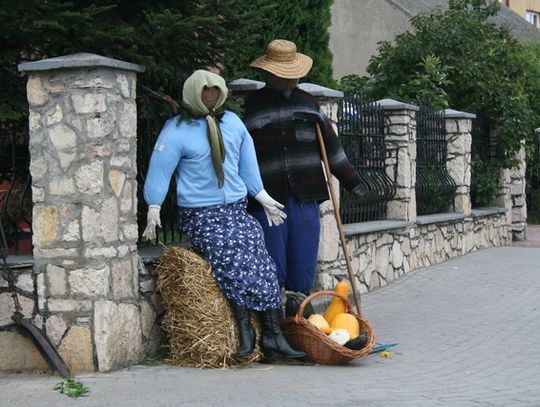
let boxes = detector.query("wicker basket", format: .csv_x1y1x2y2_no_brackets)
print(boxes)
281,290,376,365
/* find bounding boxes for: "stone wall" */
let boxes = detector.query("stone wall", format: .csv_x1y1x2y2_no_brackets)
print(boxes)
317,211,510,292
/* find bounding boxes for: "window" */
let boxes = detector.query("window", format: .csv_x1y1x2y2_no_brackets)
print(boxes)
526,11,540,28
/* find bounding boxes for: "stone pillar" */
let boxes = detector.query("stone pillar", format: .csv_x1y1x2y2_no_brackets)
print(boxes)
497,167,513,241
298,83,344,272
509,140,527,240
18,53,145,372
444,109,474,216
378,99,419,222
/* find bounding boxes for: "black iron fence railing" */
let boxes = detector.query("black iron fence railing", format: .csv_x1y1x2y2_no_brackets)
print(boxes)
470,113,499,208
137,117,183,245
338,94,396,223
416,105,456,215
526,134,540,224
0,121,32,254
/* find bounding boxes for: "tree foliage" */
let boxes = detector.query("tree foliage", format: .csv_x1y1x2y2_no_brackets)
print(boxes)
0,0,335,123
222,0,335,87
1,0,244,122
339,0,540,167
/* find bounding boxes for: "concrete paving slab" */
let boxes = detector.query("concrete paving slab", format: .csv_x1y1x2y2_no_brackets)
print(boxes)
1,246,539,407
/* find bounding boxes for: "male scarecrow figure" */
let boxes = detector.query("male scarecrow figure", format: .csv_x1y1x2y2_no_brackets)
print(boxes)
244,39,366,295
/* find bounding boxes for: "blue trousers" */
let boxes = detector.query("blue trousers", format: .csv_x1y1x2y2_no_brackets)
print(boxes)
252,191,320,294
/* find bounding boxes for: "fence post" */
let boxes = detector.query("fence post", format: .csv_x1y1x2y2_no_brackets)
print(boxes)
444,109,475,216
377,99,419,222
297,83,344,273
510,140,527,240
19,53,145,372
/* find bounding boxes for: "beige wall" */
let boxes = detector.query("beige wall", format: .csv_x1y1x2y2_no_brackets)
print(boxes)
506,0,540,17
329,0,412,79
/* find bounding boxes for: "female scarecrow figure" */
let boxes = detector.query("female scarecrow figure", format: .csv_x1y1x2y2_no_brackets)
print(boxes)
142,70,305,360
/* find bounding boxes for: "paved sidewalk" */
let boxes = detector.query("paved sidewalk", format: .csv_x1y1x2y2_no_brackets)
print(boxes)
513,224,540,248
1,246,539,407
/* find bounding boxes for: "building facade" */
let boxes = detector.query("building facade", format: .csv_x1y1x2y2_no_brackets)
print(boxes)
330,0,540,79
502,0,540,28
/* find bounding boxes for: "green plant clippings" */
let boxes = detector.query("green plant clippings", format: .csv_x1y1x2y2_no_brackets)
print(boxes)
54,379,90,398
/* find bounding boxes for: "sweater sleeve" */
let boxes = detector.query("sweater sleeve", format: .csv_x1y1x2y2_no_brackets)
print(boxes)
321,109,362,192
238,123,264,197
143,118,183,206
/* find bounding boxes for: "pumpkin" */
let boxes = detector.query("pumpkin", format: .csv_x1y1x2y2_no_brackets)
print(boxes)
328,329,350,345
307,314,330,332
284,291,315,318
330,312,359,339
323,281,349,324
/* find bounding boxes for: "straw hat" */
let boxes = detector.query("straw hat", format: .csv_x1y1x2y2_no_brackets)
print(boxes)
250,39,313,79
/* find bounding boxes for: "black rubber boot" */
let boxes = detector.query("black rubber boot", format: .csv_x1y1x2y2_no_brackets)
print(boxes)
230,302,256,357
261,308,306,360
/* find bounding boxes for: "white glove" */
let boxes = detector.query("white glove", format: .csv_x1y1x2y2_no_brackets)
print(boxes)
142,205,162,240
254,190,287,227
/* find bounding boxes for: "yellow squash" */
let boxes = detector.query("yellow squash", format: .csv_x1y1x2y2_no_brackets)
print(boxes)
323,281,350,324
307,314,330,333
330,312,359,340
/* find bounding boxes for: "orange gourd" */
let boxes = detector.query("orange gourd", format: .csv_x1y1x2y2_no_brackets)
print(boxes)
330,312,359,339
323,281,350,324
320,326,333,334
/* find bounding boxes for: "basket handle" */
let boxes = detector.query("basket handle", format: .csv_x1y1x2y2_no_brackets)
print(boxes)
295,290,355,323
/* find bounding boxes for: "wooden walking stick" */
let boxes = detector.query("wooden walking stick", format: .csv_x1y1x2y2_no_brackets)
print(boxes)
315,122,363,317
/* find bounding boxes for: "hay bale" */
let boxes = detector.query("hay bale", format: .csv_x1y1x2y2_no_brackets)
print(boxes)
156,246,262,368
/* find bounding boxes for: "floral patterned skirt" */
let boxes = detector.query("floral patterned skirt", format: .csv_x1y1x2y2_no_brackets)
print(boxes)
178,198,281,311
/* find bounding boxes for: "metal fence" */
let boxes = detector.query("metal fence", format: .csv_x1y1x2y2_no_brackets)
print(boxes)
137,116,183,246
337,94,396,223
470,114,499,208
415,105,456,215
526,134,540,223
0,121,32,254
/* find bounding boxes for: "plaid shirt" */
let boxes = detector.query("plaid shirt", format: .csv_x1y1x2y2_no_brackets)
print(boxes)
243,86,361,211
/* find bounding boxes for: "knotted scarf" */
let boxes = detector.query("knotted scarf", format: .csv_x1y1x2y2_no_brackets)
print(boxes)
182,70,229,188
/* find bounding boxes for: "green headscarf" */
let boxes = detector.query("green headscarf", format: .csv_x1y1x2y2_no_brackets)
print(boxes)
182,70,229,188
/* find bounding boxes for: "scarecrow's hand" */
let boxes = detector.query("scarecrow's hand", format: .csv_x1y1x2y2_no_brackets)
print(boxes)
254,190,287,227
143,205,162,240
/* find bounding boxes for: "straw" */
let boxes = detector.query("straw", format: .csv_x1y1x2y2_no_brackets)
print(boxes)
156,246,262,369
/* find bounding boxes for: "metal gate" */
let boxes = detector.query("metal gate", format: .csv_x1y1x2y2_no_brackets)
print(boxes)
338,94,396,223
526,132,540,224
416,105,456,215
136,86,184,245
0,121,32,254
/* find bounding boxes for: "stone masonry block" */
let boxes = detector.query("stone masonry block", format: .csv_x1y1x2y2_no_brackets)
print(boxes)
94,301,143,372
71,93,107,114
27,76,47,106
75,160,104,194
59,325,95,372
69,266,111,298
33,206,59,246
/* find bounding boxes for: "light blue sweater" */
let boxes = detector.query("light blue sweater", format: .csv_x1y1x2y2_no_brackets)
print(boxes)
143,111,264,208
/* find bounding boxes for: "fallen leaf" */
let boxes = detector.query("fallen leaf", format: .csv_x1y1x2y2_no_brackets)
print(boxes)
379,351,392,359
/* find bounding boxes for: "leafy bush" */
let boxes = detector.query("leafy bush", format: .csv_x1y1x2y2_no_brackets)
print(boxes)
339,0,540,168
